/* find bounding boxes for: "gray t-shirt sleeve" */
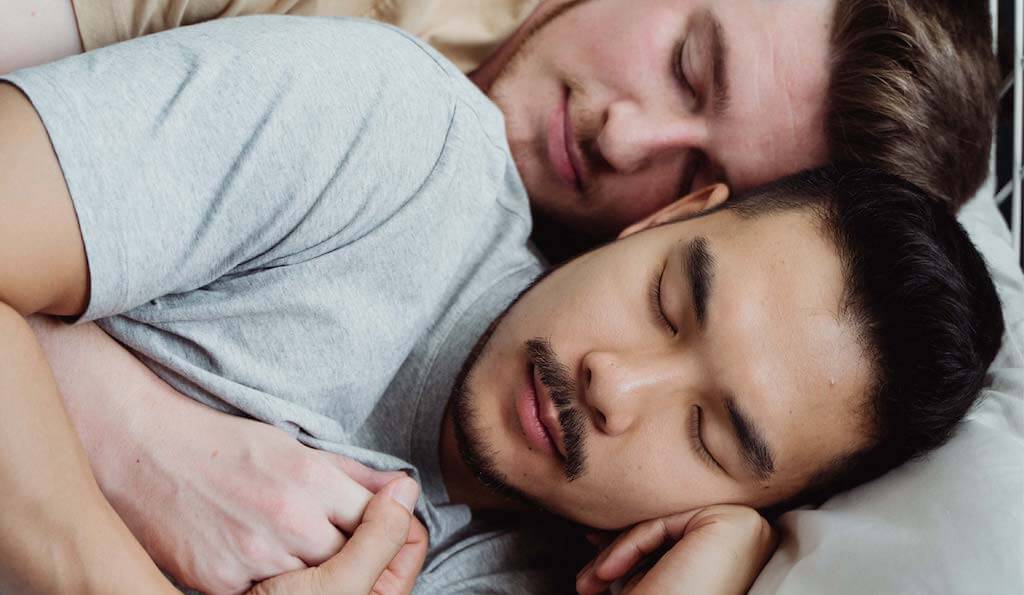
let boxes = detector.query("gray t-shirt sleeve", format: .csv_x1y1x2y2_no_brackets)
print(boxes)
2,16,458,321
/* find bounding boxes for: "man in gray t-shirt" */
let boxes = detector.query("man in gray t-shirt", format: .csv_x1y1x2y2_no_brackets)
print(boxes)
0,15,1003,595
4,15,561,592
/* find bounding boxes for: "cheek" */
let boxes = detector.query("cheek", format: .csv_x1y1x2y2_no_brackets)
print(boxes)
571,418,720,527
546,281,646,356
606,175,682,222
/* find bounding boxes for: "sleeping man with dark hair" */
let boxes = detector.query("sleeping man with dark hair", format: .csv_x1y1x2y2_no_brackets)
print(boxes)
0,17,1004,595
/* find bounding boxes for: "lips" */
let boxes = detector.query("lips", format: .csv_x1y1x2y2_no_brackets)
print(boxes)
517,363,568,460
532,364,568,460
547,87,583,191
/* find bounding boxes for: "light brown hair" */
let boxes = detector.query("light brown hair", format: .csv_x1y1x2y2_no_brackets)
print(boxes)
827,0,1000,208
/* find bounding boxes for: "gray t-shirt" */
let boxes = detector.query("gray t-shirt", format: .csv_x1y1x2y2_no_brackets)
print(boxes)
4,16,587,593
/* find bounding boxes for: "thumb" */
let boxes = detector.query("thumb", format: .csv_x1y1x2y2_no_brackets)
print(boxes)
578,508,703,594
246,478,420,595
315,478,419,594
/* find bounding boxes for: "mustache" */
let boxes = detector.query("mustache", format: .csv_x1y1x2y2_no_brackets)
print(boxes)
526,338,588,481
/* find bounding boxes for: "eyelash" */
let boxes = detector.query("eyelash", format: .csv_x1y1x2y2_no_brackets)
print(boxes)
648,265,677,334
674,39,694,96
689,406,718,469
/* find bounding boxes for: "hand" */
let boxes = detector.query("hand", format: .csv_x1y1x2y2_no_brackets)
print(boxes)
113,412,425,594
576,505,778,595
248,477,428,595
27,315,421,594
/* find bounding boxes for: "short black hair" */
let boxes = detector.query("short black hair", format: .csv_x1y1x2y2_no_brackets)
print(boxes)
718,165,1004,515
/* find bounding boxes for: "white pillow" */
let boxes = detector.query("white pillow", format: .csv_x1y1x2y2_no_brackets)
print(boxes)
750,189,1024,594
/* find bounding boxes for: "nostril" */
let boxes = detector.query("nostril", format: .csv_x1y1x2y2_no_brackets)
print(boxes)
595,409,607,430
585,368,593,388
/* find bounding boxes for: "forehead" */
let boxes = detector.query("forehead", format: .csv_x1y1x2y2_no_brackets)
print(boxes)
709,0,834,190
692,209,871,483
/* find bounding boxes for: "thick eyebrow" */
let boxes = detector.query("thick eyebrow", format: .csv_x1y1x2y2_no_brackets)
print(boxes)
705,11,731,118
725,396,776,481
683,236,714,329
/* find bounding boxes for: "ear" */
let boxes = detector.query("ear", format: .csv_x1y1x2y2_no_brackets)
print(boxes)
618,184,731,239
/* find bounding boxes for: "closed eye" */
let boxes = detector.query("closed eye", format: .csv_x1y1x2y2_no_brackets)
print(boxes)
648,263,677,334
673,38,695,98
689,405,723,471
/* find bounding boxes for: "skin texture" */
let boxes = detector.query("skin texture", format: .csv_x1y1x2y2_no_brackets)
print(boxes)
0,82,179,595
441,192,872,529
0,1,82,75
0,0,834,239
576,504,778,594
0,1,839,588
479,0,834,236
249,478,423,595
29,312,428,595
1,81,429,595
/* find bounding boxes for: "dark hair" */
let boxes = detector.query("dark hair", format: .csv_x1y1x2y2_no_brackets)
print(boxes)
827,0,1000,208
719,165,1004,514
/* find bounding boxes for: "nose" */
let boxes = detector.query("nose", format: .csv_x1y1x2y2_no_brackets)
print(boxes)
581,350,688,435
596,99,708,175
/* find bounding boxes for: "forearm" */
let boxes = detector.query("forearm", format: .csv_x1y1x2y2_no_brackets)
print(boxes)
0,305,175,594
29,315,417,594
0,1,83,74
27,315,226,511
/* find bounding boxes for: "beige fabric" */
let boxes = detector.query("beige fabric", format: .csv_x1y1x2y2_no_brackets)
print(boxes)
72,0,540,71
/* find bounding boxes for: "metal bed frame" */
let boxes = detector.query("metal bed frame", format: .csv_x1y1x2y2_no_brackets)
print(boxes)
993,0,1023,260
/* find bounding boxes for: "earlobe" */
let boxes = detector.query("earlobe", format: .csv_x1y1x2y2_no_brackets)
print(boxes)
618,184,731,239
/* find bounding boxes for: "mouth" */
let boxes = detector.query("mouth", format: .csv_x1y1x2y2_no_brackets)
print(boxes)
517,363,568,460
547,85,584,192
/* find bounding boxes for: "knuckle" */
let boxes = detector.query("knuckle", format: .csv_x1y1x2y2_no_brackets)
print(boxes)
202,564,248,595
291,454,324,487
254,489,289,520
371,570,402,595
308,566,335,595
235,530,273,566
734,507,768,533
264,490,311,532
304,530,343,564
330,453,362,474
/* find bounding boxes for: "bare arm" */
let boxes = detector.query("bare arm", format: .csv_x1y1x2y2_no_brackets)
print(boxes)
28,314,428,594
0,77,393,594
0,1,83,74
0,83,176,593
0,0,374,76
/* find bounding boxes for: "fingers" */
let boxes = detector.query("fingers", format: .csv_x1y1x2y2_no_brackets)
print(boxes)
613,507,777,595
324,470,376,533
282,453,407,566
322,453,413,534
315,478,419,595
577,510,699,595
299,455,414,567
599,517,682,579
370,516,429,595
291,525,347,568
326,454,409,494
246,554,308,585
